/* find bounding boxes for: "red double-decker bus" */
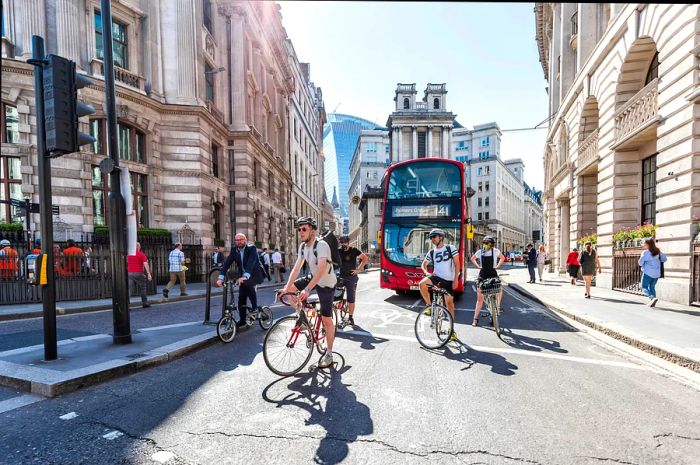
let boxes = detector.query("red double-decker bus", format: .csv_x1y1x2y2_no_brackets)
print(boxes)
379,158,469,294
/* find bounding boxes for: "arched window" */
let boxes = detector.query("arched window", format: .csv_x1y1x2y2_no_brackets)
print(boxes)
403,97,410,109
645,52,659,85
433,98,440,109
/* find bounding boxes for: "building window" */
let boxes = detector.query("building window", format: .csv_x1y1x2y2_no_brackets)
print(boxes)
480,136,489,147
211,143,219,178
91,165,108,226
479,151,489,159
130,172,148,227
203,0,213,33
456,141,467,151
213,203,222,240
485,197,489,207
645,52,659,85
433,98,440,109
477,197,482,207
478,212,483,221
385,145,389,154
90,119,103,154
642,155,657,225
485,182,490,191
0,157,22,223
205,62,215,102
253,160,259,188
2,103,20,143
95,11,128,69
478,182,482,192
90,120,145,163
366,142,377,152
485,166,490,175
403,97,410,109
372,171,378,180
477,167,482,176
268,172,273,197
485,212,490,220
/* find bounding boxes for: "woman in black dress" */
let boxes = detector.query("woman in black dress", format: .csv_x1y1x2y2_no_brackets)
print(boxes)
578,241,602,298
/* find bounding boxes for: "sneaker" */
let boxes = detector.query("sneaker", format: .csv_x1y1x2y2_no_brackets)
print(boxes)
423,306,432,316
162,289,169,299
318,351,333,368
649,297,658,307
450,331,458,342
142,303,151,308
180,292,189,297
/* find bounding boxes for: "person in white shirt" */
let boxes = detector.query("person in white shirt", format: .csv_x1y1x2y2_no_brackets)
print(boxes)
418,228,461,342
261,247,272,281
470,236,506,326
272,248,283,283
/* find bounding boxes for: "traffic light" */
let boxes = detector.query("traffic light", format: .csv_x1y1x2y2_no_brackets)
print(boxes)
43,54,95,155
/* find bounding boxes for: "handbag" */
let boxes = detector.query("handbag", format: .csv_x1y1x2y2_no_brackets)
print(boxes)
659,261,664,279
544,259,552,265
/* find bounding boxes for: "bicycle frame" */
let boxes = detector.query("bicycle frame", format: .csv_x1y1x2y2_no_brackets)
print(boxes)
277,292,327,348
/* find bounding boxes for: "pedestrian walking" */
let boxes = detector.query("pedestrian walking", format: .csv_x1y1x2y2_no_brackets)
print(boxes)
510,251,515,266
0,239,19,279
566,247,580,285
579,241,602,298
163,242,187,299
212,247,224,268
127,242,153,308
63,239,84,276
272,248,283,283
638,237,667,307
536,245,548,282
526,243,537,283
261,247,272,281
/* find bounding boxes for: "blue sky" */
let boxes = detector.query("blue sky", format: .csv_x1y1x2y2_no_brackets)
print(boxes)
280,1,549,189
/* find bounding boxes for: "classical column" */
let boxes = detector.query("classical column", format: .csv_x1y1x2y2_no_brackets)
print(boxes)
559,198,570,273
397,127,403,161
391,127,398,162
227,6,248,130
15,0,46,58
55,0,81,65
442,126,449,157
176,0,196,98
447,127,453,159
412,126,417,159
427,126,433,157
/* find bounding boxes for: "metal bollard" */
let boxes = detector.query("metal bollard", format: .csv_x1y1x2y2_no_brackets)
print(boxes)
204,267,221,325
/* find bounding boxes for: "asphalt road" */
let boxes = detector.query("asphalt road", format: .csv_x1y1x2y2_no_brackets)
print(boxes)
1,270,699,465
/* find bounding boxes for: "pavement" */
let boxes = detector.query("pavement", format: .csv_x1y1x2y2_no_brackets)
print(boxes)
500,264,700,374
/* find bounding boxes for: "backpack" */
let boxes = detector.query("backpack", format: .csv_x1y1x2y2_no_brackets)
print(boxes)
317,230,341,269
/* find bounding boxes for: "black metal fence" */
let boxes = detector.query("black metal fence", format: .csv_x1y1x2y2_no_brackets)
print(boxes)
691,244,700,307
612,247,644,295
0,234,205,305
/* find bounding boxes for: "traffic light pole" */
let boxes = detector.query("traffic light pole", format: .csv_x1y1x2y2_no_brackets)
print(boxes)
101,0,131,344
30,35,58,361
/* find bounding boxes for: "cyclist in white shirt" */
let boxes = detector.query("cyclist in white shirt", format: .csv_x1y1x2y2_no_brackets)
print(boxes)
470,236,506,327
418,228,461,342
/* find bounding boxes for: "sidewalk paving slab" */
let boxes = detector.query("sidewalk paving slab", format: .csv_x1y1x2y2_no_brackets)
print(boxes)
501,268,700,374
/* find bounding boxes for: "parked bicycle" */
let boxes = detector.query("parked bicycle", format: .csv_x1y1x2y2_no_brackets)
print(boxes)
477,277,503,340
216,279,273,343
414,284,454,349
262,290,331,376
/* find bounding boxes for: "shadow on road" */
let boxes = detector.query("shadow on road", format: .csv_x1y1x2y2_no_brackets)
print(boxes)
262,356,373,465
421,343,519,376
334,323,389,350
499,327,568,353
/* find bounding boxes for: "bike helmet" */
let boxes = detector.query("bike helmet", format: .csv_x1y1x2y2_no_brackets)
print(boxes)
482,236,495,245
428,228,445,238
295,216,318,230
0,239,9,247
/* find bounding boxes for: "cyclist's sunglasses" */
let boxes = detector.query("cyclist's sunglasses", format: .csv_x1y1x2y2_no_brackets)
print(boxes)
297,226,310,232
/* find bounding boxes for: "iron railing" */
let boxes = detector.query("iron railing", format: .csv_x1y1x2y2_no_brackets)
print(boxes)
612,246,645,295
692,244,700,306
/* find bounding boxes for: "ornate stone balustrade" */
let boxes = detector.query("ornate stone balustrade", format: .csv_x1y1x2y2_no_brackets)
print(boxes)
415,102,427,110
613,78,658,147
90,59,145,92
576,129,598,173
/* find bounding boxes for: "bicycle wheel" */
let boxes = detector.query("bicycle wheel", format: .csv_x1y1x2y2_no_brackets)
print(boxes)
488,295,501,339
258,306,274,330
415,304,453,349
216,314,237,343
263,315,313,376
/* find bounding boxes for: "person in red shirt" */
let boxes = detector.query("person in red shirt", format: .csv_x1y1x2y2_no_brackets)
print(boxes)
0,239,19,279
63,239,84,276
127,242,153,308
566,247,581,285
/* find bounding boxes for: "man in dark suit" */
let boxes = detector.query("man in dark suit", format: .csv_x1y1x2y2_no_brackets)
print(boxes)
211,247,224,268
526,243,537,283
216,233,265,327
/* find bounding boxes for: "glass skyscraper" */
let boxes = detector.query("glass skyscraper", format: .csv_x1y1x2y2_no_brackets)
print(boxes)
323,113,386,226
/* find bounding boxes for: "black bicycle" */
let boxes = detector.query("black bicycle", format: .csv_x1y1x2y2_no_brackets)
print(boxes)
332,277,351,329
414,284,454,349
216,279,273,343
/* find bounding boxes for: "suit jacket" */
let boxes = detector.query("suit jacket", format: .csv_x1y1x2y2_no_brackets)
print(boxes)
527,248,537,265
219,244,264,285
212,251,224,266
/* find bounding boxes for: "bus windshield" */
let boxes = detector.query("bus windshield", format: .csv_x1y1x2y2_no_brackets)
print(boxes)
387,161,462,200
383,222,462,267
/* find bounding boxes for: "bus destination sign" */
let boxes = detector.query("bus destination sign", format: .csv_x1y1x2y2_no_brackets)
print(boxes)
392,204,451,218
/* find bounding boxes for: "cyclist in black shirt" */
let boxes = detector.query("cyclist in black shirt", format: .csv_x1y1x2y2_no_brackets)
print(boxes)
338,235,368,326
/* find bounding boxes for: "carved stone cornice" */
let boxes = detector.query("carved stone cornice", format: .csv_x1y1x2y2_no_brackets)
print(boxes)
218,4,245,18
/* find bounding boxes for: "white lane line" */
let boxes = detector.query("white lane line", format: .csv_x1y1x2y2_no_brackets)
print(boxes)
0,394,45,414
102,430,124,440
59,411,78,420
411,299,423,308
152,451,176,463
138,322,201,332
338,329,650,370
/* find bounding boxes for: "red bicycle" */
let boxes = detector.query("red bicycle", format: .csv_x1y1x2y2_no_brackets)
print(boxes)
262,290,331,376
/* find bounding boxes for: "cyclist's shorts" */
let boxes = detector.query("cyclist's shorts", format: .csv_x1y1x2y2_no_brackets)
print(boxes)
428,276,454,296
294,275,335,317
341,275,358,303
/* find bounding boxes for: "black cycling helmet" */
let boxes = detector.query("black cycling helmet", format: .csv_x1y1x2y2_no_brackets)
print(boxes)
482,236,495,245
295,216,317,230
428,228,445,238
339,235,350,243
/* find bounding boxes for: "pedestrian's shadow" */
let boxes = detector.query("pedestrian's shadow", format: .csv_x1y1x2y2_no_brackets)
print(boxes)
262,356,373,465
334,324,389,350
421,342,518,376
499,327,568,353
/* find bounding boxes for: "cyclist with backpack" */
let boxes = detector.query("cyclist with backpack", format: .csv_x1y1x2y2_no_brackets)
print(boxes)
281,217,338,368
418,228,461,342
338,235,368,327
469,236,506,326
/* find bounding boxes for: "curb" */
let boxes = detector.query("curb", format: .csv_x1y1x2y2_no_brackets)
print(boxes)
0,331,219,397
0,289,225,322
504,281,700,374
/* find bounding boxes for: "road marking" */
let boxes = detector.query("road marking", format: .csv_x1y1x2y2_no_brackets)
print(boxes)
339,329,650,370
138,322,201,332
152,451,176,463
59,411,78,420
0,394,45,414
102,430,124,440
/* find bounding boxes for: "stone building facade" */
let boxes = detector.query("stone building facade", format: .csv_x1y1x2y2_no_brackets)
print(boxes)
1,0,324,257
536,3,700,304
